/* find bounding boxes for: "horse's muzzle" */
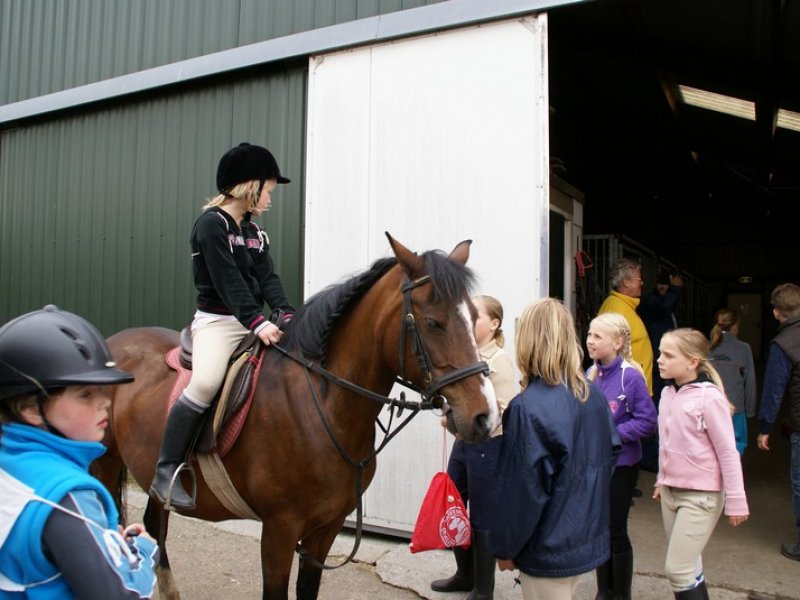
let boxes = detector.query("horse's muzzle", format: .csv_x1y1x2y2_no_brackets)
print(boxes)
444,406,492,442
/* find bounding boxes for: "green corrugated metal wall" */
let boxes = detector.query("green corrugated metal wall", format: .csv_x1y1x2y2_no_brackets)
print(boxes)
0,0,440,104
0,67,307,335
0,0,443,334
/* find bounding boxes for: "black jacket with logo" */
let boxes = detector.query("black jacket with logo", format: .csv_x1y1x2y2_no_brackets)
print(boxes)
190,207,293,332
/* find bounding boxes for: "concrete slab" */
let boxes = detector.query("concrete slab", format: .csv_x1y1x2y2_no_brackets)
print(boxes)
127,465,799,600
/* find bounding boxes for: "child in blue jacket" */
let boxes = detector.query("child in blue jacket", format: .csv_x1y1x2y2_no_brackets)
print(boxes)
0,305,158,599
490,298,620,600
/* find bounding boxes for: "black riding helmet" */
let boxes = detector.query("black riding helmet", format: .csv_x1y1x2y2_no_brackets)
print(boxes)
0,305,133,402
216,142,290,195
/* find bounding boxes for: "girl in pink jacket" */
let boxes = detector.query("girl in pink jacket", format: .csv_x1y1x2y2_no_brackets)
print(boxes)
653,328,749,599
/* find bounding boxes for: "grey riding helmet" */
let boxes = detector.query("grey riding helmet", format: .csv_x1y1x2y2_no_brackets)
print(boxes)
0,305,133,401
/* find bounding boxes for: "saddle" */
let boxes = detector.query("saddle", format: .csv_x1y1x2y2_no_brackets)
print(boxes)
165,327,264,456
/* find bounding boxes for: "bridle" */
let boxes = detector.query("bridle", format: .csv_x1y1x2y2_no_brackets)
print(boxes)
272,272,489,570
397,275,489,409
272,274,489,413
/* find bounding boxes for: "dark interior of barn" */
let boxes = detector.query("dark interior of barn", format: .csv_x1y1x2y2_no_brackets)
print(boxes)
548,0,799,354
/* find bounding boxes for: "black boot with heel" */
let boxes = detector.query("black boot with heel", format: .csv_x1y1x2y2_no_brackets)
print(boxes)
610,549,633,600
149,395,205,510
430,544,474,592
466,530,495,600
594,558,612,599
673,581,709,599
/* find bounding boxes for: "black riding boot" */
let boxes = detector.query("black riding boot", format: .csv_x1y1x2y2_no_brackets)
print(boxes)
673,581,708,599
430,545,474,592
149,396,205,510
466,530,495,600
781,524,800,560
610,550,633,600
594,558,612,599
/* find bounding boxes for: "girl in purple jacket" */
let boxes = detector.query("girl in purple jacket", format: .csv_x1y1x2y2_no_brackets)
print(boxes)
586,313,657,600
654,328,749,599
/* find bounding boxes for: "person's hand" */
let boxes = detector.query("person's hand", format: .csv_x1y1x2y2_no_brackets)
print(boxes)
728,515,748,527
497,558,516,572
757,433,770,451
670,274,684,288
121,523,156,544
652,486,661,501
257,322,282,346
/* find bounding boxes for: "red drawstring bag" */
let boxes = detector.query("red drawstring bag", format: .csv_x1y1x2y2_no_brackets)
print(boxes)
409,472,471,553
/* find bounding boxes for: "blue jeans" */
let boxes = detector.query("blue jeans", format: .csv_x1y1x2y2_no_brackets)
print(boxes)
732,412,748,456
447,436,502,531
791,432,800,536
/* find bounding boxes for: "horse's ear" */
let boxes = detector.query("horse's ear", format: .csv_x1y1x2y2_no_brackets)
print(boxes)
449,239,472,266
385,232,424,275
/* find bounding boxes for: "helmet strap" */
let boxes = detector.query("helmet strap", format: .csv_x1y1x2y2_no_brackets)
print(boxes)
256,179,265,204
34,390,66,438
0,359,66,437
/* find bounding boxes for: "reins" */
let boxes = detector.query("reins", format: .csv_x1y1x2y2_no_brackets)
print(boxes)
273,274,487,570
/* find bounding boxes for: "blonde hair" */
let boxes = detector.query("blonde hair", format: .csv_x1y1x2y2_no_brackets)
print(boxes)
473,294,506,348
661,328,734,413
516,298,589,402
709,308,738,350
588,312,644,376
203,180,260,213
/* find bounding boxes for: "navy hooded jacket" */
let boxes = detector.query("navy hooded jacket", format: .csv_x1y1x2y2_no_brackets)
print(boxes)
489,378,620,578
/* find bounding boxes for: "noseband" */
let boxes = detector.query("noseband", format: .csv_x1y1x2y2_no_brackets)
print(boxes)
397,275,489,409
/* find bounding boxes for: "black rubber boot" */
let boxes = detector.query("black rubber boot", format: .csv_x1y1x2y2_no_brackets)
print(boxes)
594,558,612,599
673,581,708,599
430,545,473,592
700,580,710,600
149,396,205,510
781,521,800,561
466,530,495,600
782,541,800,561
610,550,633,600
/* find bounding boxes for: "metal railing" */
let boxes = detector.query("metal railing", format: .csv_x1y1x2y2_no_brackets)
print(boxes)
581,234,710,330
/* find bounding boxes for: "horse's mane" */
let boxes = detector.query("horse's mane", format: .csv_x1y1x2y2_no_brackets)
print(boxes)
283,249,476,361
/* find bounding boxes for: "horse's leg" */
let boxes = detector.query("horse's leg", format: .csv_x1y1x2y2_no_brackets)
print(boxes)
91,454,128,524
295,522,346,600
143,499,181,600
259,523,300,600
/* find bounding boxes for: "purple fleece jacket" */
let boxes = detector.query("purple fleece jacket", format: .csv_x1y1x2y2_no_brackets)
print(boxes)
588,356,657,466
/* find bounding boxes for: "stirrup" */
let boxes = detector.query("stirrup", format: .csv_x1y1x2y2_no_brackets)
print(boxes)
163,461,197,511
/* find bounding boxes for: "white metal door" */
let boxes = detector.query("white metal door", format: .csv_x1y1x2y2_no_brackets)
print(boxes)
304,16,549,535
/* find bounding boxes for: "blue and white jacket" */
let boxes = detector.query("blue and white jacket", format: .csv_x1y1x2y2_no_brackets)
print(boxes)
0,423,158,599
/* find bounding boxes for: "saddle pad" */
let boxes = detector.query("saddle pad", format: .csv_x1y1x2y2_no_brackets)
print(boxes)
164,346,255,457
165,347,191,411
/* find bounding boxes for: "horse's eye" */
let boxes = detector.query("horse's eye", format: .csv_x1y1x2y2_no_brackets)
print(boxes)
425,317,442,330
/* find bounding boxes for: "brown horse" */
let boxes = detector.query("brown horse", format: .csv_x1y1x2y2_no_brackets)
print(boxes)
94,233,498,600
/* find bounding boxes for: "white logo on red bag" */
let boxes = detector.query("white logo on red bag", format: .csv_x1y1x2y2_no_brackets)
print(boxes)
439,505,471,547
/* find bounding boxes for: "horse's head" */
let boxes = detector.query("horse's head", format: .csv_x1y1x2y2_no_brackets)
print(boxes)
386,233,499,443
